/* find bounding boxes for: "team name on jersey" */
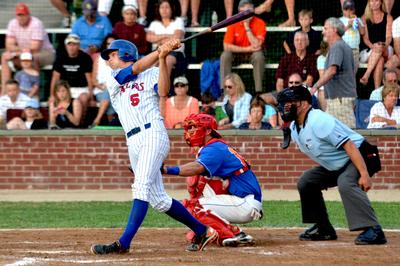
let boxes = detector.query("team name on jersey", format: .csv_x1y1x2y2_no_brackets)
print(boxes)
119,82,146,107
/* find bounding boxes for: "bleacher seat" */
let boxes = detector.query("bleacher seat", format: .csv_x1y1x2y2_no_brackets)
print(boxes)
354,99,379,129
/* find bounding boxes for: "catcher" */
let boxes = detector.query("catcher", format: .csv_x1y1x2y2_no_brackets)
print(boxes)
162,113,263,246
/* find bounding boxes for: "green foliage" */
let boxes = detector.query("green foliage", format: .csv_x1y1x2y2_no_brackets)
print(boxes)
0,201,398,229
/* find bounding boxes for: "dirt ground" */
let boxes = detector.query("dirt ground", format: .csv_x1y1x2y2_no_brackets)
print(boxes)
1,228,399,266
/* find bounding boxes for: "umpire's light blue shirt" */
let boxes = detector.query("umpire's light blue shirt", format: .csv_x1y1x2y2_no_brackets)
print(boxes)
290,109,364,171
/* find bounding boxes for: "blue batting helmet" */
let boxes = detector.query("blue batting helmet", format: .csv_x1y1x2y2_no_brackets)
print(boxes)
101,39,138,62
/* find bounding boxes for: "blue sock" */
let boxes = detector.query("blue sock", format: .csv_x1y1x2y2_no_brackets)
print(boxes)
165,199,206,236
119,199,148,250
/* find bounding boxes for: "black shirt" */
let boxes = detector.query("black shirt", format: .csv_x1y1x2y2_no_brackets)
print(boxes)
53,50,93,87
286,27,322,54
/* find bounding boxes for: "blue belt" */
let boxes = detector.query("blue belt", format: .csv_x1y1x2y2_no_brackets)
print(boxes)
126,123,151,138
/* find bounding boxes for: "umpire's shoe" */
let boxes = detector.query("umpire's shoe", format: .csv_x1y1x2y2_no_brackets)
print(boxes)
299,224,337,241
355,225,387,245
186,227,218,251
91,240,128,255
222,232,255,247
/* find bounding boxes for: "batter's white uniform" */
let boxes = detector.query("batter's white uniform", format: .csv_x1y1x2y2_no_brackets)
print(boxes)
108,67,172,212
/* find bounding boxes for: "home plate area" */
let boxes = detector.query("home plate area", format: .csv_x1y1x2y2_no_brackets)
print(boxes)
1,228,399,265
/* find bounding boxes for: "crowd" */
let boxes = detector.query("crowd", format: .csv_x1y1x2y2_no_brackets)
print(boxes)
0,0,399,130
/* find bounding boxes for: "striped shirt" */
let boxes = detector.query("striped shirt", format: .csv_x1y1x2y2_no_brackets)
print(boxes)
108,67,162,134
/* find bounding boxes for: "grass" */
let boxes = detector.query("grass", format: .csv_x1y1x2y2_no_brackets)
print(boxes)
0,201,399,229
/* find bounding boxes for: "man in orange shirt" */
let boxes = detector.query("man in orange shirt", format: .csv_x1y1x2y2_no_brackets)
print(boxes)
220,0,266,93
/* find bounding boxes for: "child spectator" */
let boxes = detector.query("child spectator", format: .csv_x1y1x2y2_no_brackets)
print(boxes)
112,5,148,56
283,9,321,55
339,0,363,75
164,76,199,129
239,98,272,129
6,99,47,130
14,52,40,99
49,80,83,129
200,92,228,124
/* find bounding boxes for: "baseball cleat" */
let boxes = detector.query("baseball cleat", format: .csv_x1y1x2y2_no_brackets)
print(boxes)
91,240,128,255
355,225,387,245
222,232,255,247
186,227,218,251
299,224,337,241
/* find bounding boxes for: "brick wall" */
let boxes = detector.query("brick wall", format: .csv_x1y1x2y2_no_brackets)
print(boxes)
0,130,399,190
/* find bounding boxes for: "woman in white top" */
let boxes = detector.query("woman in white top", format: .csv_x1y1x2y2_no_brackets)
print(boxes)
367,83,400,128
146,0,186,77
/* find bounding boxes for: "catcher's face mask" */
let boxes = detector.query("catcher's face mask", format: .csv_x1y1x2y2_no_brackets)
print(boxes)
183,120,207,147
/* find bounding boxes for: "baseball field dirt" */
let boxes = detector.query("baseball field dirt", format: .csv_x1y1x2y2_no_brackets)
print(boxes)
1,228,399,266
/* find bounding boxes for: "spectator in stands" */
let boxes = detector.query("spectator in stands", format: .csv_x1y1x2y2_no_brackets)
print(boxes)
49,0,72,27
137,0,150,25
92,34,118,127
283,9,321,55
15,52,40,99
253,0,296,27
239,98,273,129
97,0,138,16
71,0,112,56
340,0,395,16
367,83,400,128
50,34,93,112
180,0,201,26
49,80,83,129
220,0,266,93
359,0,393,89
164,76,199,129
112,4,148,56
146,0,186,78
1,3,55,95
276,31,319,92
316,41,329,111
370,68,399,100
218,73,252,129
386,16,400,76
311,18,357,128
339,0,363,75
6,99,48,130
0,80,31,129
200,92,228,123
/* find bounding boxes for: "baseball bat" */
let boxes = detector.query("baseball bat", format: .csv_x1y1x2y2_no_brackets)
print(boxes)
181,9,255,43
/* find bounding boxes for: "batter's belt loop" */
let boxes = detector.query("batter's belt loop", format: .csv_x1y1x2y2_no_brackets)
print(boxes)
126,123,151,138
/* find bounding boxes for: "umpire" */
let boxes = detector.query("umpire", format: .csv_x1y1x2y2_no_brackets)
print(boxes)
277,85,387,245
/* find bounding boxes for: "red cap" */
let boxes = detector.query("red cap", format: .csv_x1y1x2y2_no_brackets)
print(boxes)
16,3,30,15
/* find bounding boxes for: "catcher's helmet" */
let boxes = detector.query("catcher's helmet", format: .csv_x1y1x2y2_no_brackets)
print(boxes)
101,39,138,62
183,114,221,147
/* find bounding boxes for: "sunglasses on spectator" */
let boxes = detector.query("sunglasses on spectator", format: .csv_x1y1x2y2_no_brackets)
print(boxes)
174,83,187,87
288,81,301,85
224,85,233,89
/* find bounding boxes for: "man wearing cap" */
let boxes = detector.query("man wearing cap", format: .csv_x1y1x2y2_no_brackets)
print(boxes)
220,0,266,93
71,0,112,55
311,17,357,128
50,34,93,109
0,79,31,129
164,76,199,129
112,5,148,56
277,85,387,245
1,3,55,95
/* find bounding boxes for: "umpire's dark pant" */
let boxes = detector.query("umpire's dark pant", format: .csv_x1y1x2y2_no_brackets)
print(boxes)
298,162,379,231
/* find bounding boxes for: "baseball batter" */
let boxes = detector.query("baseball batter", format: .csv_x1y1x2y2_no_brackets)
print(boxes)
163,114,263,246
90,39,217,255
